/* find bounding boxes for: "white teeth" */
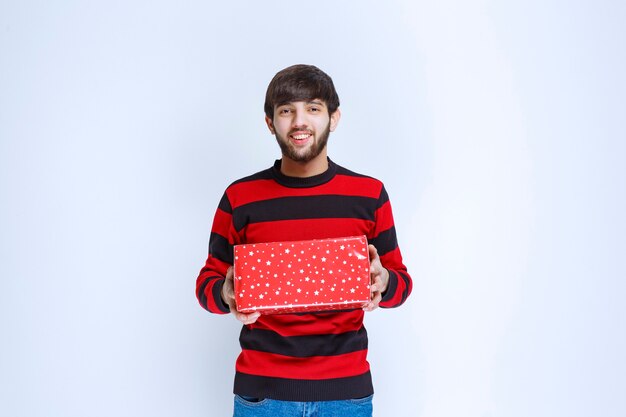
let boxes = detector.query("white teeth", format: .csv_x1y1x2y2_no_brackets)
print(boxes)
292,134,310,140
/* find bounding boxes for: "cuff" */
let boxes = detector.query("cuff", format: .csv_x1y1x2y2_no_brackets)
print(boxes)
214,278,231,313
380,269,398,304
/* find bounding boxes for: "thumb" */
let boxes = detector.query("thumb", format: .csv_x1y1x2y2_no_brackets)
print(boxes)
368,244,379,260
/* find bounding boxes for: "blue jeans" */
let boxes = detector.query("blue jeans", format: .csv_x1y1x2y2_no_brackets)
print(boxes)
233,395,373,417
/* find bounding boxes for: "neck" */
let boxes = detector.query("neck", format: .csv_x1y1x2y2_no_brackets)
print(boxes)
280,151,329,178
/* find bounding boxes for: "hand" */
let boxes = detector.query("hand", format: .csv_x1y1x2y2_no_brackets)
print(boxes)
222,267,261,325
363,244,390,312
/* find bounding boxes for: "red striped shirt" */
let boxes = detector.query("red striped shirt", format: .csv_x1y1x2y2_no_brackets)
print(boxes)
196,159,412,401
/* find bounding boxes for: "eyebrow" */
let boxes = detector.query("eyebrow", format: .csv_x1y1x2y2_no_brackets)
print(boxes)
275,100,327,111
277,100,326,107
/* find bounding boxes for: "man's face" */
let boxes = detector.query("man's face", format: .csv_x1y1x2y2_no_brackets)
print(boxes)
266,100,340,164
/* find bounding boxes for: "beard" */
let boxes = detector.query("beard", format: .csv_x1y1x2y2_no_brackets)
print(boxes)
274,122,330,163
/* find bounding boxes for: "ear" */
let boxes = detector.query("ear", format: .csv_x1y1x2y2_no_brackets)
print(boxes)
329,108,341,132
265,116,275,134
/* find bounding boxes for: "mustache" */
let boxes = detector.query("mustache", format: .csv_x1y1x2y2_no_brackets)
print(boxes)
288,128,313,136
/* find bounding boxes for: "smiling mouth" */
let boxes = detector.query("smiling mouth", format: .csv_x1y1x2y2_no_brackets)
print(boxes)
291,133,311,140
289,131,313,143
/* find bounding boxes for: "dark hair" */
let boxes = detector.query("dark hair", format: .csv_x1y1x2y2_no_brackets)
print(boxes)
264,64,340,120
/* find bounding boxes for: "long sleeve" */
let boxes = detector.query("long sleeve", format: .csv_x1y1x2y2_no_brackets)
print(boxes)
195,193,235,314
369,186,412,308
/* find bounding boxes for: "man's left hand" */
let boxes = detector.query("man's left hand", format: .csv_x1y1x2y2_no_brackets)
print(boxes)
363,244,389,312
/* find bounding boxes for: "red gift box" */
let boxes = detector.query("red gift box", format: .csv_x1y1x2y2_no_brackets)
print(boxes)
233,236,371,314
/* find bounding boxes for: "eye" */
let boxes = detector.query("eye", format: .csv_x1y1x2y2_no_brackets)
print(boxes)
309,107,320,112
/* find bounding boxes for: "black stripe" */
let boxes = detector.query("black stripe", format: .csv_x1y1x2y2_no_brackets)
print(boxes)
377,186,390,208
211,278,230,313
381,270,398,305
197,277,210,310
218,193,232,213
233,195,377,231
209,232,233,264
234,371,373,402
369,226,398,256
239,327,368,357
397,270,411,305
197,275,216,308
198,275,230,313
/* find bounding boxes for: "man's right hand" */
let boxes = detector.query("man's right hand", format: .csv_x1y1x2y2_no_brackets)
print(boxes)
222,266,261,325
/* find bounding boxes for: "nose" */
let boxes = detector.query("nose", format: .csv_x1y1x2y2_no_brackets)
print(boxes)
292,108,307,128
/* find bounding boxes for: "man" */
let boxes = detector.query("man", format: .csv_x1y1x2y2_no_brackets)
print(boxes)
196,64,412,417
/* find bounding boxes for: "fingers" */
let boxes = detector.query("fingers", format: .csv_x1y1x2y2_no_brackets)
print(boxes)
363,291,382,312
221,269,235,307
369,277,382,293
368,244,378,256
368,244,385,277
364,244,388,312
368,246,390,295
363,273,382,312
224,266,261,324
229,298,261,324
368,245,385,274
235,311,261,325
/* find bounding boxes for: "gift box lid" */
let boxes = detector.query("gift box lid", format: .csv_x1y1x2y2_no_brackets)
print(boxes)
233,235,371,314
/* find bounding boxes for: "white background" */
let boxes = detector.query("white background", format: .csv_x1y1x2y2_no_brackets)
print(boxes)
1,1,624,416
